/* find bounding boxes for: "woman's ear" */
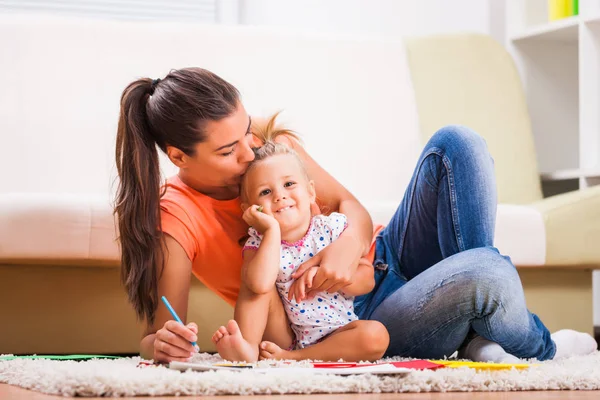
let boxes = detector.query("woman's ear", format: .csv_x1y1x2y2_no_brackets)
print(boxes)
166,145,187,168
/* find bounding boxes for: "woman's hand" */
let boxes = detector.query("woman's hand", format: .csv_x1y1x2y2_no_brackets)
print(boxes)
153,321,199,363
338,257,375,296
290,234,363,299
242,205,279,234
288,266,319,302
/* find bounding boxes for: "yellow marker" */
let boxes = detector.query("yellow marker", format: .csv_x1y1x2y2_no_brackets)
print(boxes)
430,360,533,370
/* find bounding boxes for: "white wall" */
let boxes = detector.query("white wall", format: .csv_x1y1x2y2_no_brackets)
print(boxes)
239,0,504,42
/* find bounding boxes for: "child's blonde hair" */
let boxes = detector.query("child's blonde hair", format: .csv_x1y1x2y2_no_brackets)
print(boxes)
251,111,300,145
243,112,309,193
238,113,311,245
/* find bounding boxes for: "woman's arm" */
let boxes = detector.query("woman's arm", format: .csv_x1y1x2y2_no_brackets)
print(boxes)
242,228,281,294
339,259,375,296
140,234,197,361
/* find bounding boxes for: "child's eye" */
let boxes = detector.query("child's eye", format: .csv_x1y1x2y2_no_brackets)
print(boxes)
284,181,296,187
259,189,271,196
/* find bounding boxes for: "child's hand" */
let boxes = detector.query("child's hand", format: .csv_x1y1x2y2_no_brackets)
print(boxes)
243,204,279,234
288,266,319,302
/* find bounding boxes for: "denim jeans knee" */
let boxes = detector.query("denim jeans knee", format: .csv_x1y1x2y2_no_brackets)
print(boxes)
427,125,491,160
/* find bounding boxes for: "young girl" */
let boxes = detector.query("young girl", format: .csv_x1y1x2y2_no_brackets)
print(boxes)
211,116,390,362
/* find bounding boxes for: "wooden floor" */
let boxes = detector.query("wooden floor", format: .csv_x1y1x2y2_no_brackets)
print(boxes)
2,384,598,399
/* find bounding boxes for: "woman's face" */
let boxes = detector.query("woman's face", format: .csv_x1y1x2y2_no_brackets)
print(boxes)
175,102,255,193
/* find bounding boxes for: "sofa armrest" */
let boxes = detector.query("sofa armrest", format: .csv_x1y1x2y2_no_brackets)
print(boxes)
531,186,600,267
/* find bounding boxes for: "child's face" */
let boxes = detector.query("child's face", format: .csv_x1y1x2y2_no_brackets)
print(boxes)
242,153,315,232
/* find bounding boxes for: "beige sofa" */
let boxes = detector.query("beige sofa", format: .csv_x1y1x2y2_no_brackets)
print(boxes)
1,17,599,355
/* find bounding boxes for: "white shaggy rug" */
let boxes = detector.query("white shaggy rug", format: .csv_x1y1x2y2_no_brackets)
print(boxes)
2,352,600,397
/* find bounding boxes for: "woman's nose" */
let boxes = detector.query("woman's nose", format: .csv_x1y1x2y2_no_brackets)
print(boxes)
239,141,255,163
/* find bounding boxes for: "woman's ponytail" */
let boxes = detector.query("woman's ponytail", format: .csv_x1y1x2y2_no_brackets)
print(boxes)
114,68,241,325
115,78,164,325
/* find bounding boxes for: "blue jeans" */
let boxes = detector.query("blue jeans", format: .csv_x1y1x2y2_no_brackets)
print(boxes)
354,125,556,360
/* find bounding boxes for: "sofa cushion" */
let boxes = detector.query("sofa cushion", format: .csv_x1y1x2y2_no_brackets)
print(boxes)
495,204,546,266
365,201,546,267
0,193,119,266
0,194,546,268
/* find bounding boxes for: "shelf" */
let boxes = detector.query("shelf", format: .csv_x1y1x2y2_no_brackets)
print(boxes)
541,168,600,181
583,15,600,25
511,16,579,43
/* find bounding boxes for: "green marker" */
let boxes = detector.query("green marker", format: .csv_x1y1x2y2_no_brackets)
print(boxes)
257,206,263,212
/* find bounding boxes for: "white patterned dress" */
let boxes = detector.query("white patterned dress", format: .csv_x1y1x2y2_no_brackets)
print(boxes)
243,212,358,348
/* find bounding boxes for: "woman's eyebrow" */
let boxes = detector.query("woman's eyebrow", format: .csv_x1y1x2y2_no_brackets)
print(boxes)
214,116,252,152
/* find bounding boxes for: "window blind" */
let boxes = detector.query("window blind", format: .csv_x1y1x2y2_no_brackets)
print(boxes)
0,0,218,23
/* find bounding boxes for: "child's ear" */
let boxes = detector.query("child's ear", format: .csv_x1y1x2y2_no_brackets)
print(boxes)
308,180,316,203
240,202,249,213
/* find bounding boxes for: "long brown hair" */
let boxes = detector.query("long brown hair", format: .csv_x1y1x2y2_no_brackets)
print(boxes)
114,68,240,324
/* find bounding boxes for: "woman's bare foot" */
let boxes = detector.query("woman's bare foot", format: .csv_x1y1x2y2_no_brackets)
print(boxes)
259,340,296,360
212,320,258,362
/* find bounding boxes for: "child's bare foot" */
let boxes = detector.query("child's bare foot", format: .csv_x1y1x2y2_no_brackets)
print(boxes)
211,320,258,362
259,341,295,360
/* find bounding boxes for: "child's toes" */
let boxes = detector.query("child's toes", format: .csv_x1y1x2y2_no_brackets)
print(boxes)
260,341,281,354
218,326,229,336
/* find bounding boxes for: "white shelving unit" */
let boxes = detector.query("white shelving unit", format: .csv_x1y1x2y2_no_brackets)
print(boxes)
506,0,600,328
506,0,600,191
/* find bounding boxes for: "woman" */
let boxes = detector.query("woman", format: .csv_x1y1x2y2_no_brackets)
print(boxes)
115,67,596,363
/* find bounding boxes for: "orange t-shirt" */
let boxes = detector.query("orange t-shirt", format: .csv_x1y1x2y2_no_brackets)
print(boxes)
160,175,383,307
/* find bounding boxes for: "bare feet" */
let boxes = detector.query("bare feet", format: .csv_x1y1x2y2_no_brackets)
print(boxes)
259,340,295,360
212,320,258,362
